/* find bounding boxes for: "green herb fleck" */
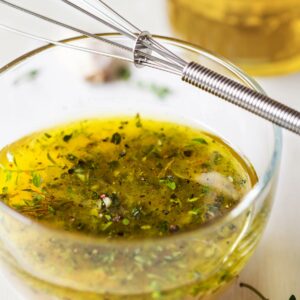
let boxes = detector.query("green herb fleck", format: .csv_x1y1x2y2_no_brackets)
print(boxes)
188,208,200,216
44,133,52,139
63,134,73,143
137,81,171,100
159,178,176,190
141,225,151,230
187,197,199,202
33,194,44,204
14,69,40,85
132,207,142,218
122,218,130,225
91,191,99,200
213,151,223,164
5,171,12,182
150,83,171,99
111,132,122,145
48,206,56,214
192,138,208,145
170,198,182,207
105,215,112,221
290,296,296,300
47,153,57,165
118,66,131,81
135,113,142,128
101,222,113,231
32,173,42,188
200,185,210,196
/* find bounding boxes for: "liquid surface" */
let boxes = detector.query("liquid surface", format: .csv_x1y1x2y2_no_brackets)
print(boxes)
0,116,256,239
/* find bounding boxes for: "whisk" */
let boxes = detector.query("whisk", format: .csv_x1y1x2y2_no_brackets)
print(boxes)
0,0,300,136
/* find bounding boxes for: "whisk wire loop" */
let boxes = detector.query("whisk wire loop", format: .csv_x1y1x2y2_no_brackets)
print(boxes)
0,0,132,52
61,0,137,40
80,0,141,36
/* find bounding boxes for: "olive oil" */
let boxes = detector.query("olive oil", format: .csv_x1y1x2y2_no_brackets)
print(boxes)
0,115,256,238
168,0,300,75
0,115,264,300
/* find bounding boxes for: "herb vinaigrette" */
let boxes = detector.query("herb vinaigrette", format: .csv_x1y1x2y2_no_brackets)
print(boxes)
0,115,256,239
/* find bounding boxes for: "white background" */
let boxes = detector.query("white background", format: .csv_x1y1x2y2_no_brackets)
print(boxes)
0,1,299,299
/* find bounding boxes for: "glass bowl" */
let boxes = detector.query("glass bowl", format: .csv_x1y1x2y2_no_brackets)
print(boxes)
0,34,282,300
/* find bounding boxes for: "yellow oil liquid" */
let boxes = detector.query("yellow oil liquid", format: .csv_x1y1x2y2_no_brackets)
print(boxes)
0,116,273,300
0,116,255,238
168,0,300,75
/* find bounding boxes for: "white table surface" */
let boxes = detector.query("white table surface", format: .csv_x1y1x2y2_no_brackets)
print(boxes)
0,1,299,299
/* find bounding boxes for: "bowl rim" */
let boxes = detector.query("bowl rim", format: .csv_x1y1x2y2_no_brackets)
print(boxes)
0,33,282,244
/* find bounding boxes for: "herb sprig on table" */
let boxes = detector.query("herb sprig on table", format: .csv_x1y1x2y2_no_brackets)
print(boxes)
240,282,297,300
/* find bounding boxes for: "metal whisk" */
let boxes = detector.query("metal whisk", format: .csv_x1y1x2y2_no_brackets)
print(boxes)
0,0,300,136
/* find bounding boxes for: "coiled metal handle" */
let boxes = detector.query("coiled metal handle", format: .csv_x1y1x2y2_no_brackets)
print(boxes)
182,62,300,135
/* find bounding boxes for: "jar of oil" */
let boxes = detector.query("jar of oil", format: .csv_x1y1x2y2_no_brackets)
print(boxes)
168,0,300,75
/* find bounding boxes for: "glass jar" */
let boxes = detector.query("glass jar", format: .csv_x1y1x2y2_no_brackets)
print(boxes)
0,34,282,299
168,0,300,76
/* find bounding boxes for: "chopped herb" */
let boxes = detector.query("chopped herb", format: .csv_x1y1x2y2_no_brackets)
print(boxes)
14,69,40,85
101,222,112,231
131,206,142,219
200,186,210,196
5,171,12,182
105,214,112,221
170,198,182,207
47,153,57,165
157,220,169,233
33,194,44,204
111,132,122,145
2,186,8,194
48,206,56,214
290,296,296,300
188,208,200,216
137,81,172,99
213,151,223,164
32,173,42,188
150,83,171,99
187,197,199,202
44,133,52,139
141,225,151,230
63,134,73,143
192,138,208,145
110,193,120,207
135,113,143,128
122,218,130,225
159,178,176,190
91,191,99,200
117,66,131,81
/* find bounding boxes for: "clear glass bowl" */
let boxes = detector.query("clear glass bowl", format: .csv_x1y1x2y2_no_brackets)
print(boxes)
0,34,282,300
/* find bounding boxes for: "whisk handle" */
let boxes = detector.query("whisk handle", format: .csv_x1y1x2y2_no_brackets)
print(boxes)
182,62,300,135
